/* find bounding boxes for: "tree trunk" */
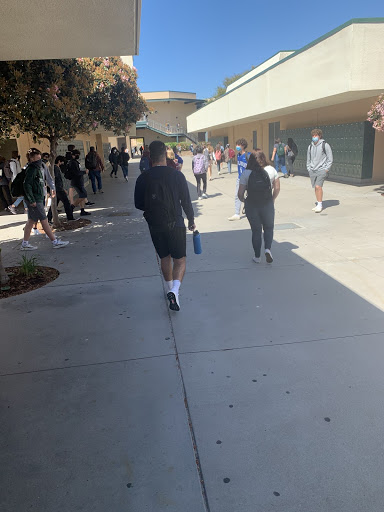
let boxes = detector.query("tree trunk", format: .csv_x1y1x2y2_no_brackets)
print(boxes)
49,137,61,228
0,248,10,287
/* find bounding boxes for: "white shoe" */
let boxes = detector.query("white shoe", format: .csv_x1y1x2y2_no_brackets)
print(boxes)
21,242,37,251
218,171,220,175
198,196,203,200
52,239,69,249
313,205,323,213
202,193,208,199
252,256,261,264
32,228,42,235
125,177,128,182
228,214,240,221
265,249,273,263
312,203,318,211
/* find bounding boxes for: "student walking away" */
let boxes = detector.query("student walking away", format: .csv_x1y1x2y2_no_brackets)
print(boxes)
109,147,120,177
119,146,130,181
174,147,183,171
86,146,105,193
139,150,151,173
215,144,222,176
139,146,144,155
134,141,195,312
166,148,177,169
307,128,333,213
48,156,77,223
228,138,250,221
3,152,23,213
0,156,13,210
206,144,214,181
224,144,235,174
192,146,208,199
67,149,91,216
238,150,280,263
20,148,69,250
271,138,288,178
285,138,298,177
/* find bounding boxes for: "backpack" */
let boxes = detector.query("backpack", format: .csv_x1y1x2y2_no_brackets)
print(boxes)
246,169,272,206
86,152,98,170
143,170,176,230
11,168,26,197
193,155,206,175
277,143,285,157
215,150,222,161
64,160,76,180
140,156,150,172
228,148,235,159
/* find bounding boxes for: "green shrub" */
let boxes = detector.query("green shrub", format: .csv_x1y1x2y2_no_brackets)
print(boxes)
20,254,38,276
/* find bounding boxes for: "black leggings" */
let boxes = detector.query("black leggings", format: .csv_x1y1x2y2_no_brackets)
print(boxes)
48,190,74,222
0,184,12,207
195,173,207,197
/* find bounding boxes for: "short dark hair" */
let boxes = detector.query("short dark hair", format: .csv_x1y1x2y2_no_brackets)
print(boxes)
27,147,41,157
236,138,248,150
90,146,95,152
149,141,166,164
42,152,50,159
275,138,281,144
72,149,80,157
67,144,75,151
246,153,264,172
55,155,65,164
196,145,203,154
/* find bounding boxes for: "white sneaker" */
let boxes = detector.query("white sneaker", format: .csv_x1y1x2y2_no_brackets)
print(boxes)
228,214,241,221
125,177,128,182
52,239,69,249
32,228,42,236
265,249,273,263
198,196,203,200
21,241,37,251
313,205,323,213
312,203,318,211
252,256,261,263
202,193,208,199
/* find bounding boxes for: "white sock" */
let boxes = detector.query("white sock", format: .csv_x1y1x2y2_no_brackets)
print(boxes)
171,280,181,295
166,280,173,291
318,202,323,207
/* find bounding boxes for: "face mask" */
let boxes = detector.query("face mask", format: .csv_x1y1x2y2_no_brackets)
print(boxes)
312,137,319,143
236,146,241,152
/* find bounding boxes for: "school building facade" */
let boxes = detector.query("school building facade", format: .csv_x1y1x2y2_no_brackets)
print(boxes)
186,19,384,184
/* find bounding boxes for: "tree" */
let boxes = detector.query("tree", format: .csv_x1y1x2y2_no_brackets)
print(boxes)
0,58,147,225
210,67,255,100
368,94,384,132
0,248,10,289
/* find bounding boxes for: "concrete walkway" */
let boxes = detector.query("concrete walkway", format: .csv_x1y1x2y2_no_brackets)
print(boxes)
1,157,384,511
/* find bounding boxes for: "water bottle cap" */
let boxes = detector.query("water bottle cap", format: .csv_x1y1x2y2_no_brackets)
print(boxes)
194,230,199,235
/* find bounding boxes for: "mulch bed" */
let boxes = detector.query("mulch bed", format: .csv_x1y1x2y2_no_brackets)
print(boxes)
0,266,59,299
35,218,92,232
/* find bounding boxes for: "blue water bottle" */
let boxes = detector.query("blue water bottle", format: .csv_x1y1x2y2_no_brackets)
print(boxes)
193,230,202,254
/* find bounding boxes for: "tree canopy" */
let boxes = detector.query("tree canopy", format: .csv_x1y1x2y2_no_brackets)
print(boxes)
211,67,255,100
368,94,384,132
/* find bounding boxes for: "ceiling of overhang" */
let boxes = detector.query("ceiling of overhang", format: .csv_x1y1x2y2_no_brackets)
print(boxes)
0,0,141,60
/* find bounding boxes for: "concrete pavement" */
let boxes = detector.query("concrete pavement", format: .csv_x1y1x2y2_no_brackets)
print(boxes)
1,156,384,511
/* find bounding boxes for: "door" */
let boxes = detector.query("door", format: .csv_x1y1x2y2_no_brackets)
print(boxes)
252,130,257,151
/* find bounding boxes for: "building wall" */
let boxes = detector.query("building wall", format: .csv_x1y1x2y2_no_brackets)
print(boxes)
146,100,199,129
135,127,187,146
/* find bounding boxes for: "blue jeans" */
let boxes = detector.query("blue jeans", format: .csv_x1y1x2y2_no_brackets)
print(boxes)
275,155,287,175
13,196,27,208
89,170,102,193
227,160,232,174
245,200,275,258
121,165,128,178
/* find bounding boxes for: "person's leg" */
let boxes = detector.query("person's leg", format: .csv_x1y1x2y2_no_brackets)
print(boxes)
23,219,35,242
315,185,323,202
195,175,201,197
160,255,173,282
260,200,275,252
95,170,102,190
208,163,212,180
47,205,53,223
1,185,12,206
59,190,74,220
68,187,74,205
89,170,97,193
286,157,292,176
202,173,207,194
234,178,241,216
228,160,232,174
173,257,186,282
217,161,221,175
13,196,23,207
245,205,263,259
40,219,56,241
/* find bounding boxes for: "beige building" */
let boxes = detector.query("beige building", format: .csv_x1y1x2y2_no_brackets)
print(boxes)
136,91,205,146
187,18,384,184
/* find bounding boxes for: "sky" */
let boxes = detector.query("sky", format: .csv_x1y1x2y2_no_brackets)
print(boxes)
135,0,383,99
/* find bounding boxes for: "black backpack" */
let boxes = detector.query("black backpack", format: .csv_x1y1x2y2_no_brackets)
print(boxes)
143,169,176,230
86,152,98,170
11,168,26,197
64,160,77,180
140,156,150,172
246,168,272,206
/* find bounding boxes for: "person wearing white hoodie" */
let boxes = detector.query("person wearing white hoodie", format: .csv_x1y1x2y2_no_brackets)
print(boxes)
307,128,333,213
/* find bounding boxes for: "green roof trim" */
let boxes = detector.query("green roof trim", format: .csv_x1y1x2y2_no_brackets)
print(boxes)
200,18,384,110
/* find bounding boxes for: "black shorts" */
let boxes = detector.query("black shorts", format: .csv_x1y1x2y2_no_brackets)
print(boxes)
71,180,88,198
150,226,186,259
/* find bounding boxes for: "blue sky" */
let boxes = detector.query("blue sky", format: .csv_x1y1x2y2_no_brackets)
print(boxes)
135,0,383,99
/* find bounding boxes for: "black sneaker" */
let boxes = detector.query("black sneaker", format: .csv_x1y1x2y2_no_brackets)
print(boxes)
85,201,95,206
80,210,91,216
167,292,180,312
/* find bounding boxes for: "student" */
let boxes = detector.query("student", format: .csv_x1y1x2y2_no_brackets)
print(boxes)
228,138,249,221
215,144,222,176
224,144,235,174
109,147,120,177
192,145,208,199
285,138,298,177
119,146,130,181
48,156,77,223
20,148,69,250
139,150,151,173
166,148,177,169
174,147,183,171
134,141,195,312
307,129,333,212
85,146,105,193
207,144,214,181
238,150,280,263
271,138,288,177
67,150,91,216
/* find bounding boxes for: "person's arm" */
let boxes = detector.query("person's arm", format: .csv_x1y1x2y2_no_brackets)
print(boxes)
177,173,195,230
272,177,280,201
9,161,17,181
134,174,146,211
191,156,195,172
44,166,55,191
306,145,311,172
23,168,36,204
97,155,105,172
324,143,333,172
238,184,246,202
271,147,276,161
